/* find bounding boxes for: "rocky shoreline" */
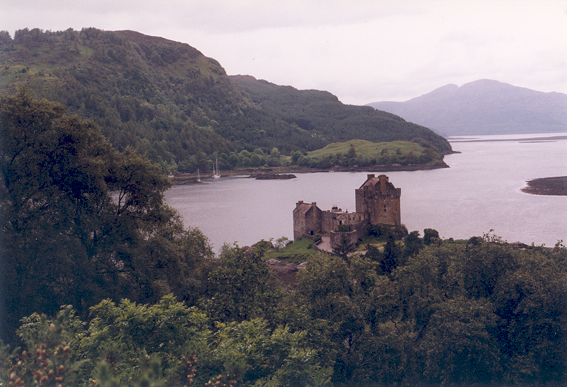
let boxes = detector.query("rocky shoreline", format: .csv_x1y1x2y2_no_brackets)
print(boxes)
522,176,567,196
170,161,449,185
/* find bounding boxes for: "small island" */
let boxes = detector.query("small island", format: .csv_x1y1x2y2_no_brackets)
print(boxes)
522,176,567,196
251,173,297,180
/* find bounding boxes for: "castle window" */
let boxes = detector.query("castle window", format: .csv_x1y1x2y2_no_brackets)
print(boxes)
384,205,387,212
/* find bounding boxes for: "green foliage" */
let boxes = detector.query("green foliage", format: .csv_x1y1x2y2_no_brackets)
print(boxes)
296,254,384,383
200,245,282,322
292,237,567,385
403,230,423,257
0,89,212,344
2,306,87,386
380,234,403,274
331,234,356,262
2,236,566,386
423,227,440,245
303,139,444,168
209,319,332,387
2,296,331,387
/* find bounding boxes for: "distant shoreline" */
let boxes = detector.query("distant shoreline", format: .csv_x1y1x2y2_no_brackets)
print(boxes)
171,162,449,185
449,135,567,143
522,176,567,196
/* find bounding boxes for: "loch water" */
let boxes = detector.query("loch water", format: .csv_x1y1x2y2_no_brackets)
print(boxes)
165,133,567,253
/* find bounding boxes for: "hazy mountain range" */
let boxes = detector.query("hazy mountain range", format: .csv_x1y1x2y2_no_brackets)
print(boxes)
368,79,567,136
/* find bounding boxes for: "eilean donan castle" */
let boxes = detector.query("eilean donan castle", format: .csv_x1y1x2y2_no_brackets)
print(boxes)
293,174,401,247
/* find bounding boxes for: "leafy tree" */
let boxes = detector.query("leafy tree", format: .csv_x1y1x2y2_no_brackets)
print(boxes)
331,233,356,262
491,247,567,383
423,227,440,245
250,152,263,167
4,296,332,387
208,319,332,387
414,297,502,384
200,245,281,322
269,147,280,158
1,306,87,386
2,233,566,386
346,144,356,161
363,244,382,262
380,234,402,274
0,89,212,344
403,230,423,257
366,224,384,238
290,150,302,164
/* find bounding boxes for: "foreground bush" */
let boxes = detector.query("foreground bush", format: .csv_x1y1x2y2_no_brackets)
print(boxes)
1,295,332,387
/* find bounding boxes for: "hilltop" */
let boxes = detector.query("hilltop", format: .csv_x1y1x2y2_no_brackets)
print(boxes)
368,79,567,136
0,28,451,173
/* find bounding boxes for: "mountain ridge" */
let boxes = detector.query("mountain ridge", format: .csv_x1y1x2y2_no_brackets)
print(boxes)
0,28,450,172
368,79,567,136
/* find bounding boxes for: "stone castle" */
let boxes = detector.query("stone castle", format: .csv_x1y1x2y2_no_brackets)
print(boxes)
293,174,401,247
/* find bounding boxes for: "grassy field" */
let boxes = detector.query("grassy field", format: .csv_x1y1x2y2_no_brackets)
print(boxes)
306,139,441,165
263,238,320,263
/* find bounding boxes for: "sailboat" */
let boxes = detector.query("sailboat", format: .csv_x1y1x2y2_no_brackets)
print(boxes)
197,168,201,183
212,158,220,179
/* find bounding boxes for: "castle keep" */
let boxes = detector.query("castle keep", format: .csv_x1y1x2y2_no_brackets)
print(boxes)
293,174,401,246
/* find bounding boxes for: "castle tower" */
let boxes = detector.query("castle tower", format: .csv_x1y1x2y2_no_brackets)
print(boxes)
292,201,323,241
355,174,401,226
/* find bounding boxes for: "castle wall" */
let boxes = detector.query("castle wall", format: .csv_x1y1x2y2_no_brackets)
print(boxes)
321,210,363,234
329,221,367,248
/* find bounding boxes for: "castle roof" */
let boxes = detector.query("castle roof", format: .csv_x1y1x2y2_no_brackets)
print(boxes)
293,201,320,215
359,174,400,195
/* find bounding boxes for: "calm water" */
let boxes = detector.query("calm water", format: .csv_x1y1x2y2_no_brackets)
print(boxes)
165,133,567,253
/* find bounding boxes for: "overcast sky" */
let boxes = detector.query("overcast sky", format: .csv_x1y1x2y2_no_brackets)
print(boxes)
2,0,566,105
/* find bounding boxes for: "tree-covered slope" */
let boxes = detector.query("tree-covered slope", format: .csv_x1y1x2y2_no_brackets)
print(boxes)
230,75,452,153
0,28,451,173
0,29,319,169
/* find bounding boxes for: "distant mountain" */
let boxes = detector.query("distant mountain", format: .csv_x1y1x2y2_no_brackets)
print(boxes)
0,28,451,173
230,75,451,153
368,79,567,136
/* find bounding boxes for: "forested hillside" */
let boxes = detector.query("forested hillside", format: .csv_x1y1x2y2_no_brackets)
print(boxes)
231,75,451,153
0,28,450,173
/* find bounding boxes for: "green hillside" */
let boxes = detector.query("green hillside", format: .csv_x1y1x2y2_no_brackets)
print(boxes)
230,75,452,154
0,28,451,173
